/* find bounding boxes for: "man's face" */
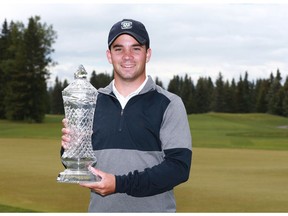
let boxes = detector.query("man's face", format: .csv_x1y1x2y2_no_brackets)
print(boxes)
106,34,151,82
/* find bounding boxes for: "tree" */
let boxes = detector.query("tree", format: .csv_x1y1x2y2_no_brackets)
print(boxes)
282,76,288,117
267,69,283,115
4,16,56,122
181,74,195,114
167,74,195,114
223,79,232,113
211,72,226,112
155,76,164,88
235,72,253,113
4,21,27,121
255,79,269,113
90,70,113,89
167,75,181,96
227,78,237,113
50,77,68,114
195,77,214,113
0,19,10,118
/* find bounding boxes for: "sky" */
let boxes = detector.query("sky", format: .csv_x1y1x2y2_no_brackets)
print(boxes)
1,1,288,88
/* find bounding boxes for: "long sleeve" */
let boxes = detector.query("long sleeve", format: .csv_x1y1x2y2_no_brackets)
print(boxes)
115,148,191,197
115,93,192,197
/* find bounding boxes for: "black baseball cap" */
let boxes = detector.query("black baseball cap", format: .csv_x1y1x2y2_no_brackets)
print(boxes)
108,19,150,49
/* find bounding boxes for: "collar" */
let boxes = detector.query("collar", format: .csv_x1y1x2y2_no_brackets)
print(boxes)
112,76,148,108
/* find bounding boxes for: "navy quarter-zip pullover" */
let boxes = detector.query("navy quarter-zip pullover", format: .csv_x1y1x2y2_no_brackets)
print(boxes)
89,76,192,212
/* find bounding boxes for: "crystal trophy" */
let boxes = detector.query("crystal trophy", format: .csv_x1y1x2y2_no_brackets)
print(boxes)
57,65,99,183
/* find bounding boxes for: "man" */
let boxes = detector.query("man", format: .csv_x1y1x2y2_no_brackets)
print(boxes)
61,18,192,212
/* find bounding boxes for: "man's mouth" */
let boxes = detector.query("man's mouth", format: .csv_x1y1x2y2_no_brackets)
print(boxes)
122,64,135,68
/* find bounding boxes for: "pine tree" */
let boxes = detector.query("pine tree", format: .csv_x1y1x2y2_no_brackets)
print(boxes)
4,16,56,122
255,79,269,113
243,72,253,112
267,69,283,115
167,74,195,114
195,77,214,113
212,72,226,112
90,70,113,89
50,77,66,114
235,72,252,113
167,75,181,96
181,74,195,114
282,76,288,117
223,80,232,113
0,19,10,118
4,21,27,121
228,78,237,113
155,76,164,88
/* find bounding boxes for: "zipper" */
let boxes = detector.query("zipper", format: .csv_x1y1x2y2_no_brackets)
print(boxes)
106,92,124,132
119,109,124,132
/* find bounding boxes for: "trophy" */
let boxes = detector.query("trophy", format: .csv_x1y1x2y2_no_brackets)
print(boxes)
57,65,99,183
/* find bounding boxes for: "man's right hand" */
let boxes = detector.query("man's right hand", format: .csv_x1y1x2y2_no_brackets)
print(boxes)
61,118,70,149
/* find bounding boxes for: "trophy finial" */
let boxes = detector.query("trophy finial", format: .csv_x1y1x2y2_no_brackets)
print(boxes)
74,64,87,79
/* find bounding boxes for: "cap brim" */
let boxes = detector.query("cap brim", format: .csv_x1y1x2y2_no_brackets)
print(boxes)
108,31,147,47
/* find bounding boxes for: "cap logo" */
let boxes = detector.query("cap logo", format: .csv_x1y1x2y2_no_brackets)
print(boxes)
121,21,132,29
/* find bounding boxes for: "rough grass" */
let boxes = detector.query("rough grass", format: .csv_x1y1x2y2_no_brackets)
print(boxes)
0,113,287,212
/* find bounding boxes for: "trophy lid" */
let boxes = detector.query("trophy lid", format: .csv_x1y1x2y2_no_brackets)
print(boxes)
74,65,87,79
62,64,97,97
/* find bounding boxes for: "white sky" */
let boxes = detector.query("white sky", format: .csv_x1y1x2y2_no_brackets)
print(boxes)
1,1,288,88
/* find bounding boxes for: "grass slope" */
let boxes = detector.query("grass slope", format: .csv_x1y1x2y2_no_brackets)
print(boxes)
189,113,288,150
0,113,287,212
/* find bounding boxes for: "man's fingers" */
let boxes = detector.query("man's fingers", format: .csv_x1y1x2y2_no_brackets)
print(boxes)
61,128,71,149
61,128,70,135
62,118,68,127
89,167,103,177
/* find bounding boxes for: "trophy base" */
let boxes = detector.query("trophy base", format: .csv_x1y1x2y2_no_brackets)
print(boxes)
57,157,100,183
57,170,100,183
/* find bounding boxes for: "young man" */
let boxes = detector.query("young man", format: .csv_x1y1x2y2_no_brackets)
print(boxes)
61,19,192,212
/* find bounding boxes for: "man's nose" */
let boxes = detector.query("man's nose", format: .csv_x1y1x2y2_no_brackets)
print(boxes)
123,49,133,60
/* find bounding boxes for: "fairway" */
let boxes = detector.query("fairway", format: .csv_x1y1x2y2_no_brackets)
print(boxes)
0,138,89,212
0,113,287,212
175,148,288,212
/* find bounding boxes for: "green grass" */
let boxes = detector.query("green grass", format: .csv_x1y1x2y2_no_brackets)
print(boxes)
189,113,288,150
0,204,38,212
175,147,288,212
0,113,287,212
0,138,90,212
0,115,64,139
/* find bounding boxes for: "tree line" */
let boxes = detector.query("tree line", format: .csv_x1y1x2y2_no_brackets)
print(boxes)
167,70,288,117
48,68,288,118
1,17,287,123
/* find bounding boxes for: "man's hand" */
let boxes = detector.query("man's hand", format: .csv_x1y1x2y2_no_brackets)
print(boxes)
61,118,70,149
61,119,115,196
80,167,116,196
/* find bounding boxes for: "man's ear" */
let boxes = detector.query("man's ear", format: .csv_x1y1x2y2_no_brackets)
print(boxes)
146,48,152,63
106,49,112,64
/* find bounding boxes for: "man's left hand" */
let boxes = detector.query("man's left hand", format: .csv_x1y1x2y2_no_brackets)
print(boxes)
79,167,116,196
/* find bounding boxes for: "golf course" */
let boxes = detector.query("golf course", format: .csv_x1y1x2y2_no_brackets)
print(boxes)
0,113,287,212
